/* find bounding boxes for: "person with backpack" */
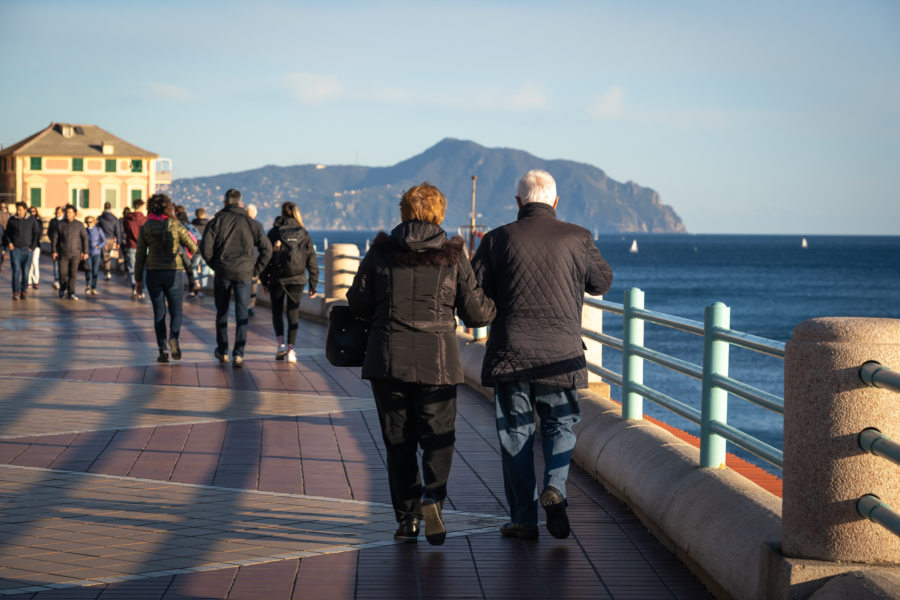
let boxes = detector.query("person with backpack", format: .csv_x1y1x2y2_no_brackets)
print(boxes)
261,202,318,362
134,194,198,363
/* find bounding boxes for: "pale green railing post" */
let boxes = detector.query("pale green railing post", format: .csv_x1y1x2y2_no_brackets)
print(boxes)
622,288,645,420
700,301,730,468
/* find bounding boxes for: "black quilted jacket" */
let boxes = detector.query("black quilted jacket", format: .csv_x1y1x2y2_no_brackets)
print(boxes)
472,202,613,388
347,221,496,385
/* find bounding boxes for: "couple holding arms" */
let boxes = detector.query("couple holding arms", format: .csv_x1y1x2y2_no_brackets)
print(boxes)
348,169,613,545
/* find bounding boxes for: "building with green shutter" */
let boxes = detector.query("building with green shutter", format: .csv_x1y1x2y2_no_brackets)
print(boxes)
0,122,171,219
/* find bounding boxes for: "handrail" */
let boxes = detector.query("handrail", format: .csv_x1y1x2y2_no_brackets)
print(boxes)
857,494,900,538
859,361,900,394
583,287,785,469
859,428,900,467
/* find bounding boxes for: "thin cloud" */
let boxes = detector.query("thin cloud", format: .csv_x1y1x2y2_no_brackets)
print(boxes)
146,82,196,102
283,73,343,104
589,85,625,120
368,82,551,112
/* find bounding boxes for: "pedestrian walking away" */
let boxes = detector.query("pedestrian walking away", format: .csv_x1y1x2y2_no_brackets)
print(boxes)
472,169,613,541
191,208,211,291
260,202,318,363
97,201,123,280
245,203,261,317
199,188,272,368
122,199,147,297
175,210,200,296
2,202,41,300
0,202,10,273
83,216,107,295
347,182,495,545
50,205,89,301
134,193,199,363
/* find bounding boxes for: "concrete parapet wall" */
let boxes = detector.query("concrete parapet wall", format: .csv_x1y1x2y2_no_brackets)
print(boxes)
457,333,782,600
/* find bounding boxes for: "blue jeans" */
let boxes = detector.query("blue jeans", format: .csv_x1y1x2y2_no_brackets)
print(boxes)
145,269,184,352
192,253,210,289
214,276,251,357
494,382,581,525
124,248,137,286
84,254,102,290
9,247,32,294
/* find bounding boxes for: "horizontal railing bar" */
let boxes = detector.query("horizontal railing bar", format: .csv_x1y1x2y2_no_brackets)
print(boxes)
584,297,624,315
582,330,624,352
710,374,785,414
858,495,900,538
708,420,783,468
588,363,623,387
631,382,702,424
632,345,703,380
859,428,900,467
712,327,786,358
860,362,900,395
632,307,705,336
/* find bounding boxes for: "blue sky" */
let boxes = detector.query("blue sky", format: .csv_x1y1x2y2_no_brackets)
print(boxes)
1,0,898,234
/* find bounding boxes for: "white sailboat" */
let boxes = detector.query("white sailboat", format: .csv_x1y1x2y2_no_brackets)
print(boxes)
801,237,808,249
629,239,639,253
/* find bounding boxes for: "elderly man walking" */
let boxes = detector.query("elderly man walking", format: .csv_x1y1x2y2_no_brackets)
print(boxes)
472,169,613,540
199,189,272,368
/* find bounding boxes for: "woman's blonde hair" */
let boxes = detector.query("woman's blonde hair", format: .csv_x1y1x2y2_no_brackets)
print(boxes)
399,182,446,225
281,202,304,227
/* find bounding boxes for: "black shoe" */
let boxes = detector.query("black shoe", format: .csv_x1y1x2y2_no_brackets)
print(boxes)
540,486,570,539
421,498,446,545
168,338,182,361
499,522,539,540
232,355,244,368
393,516,420,543
157,351,169,363
215,349,229,363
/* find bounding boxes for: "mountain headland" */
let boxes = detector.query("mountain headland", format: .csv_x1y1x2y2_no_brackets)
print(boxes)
165,138,686,233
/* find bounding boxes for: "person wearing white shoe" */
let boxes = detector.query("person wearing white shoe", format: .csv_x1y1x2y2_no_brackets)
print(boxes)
260,202,318,363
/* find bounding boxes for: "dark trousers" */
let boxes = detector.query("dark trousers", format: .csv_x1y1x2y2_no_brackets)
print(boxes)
270,283,302,345
58,255,80,297
214,276,251,357
370,379,457,522
146,269,184,352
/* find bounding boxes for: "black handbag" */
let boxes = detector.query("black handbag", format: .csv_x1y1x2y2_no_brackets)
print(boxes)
78,258,90,272
326,305,370,367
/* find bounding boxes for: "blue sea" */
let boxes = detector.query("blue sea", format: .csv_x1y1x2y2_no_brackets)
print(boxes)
308,231,900,476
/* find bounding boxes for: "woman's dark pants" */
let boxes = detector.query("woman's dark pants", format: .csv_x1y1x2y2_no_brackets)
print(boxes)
370,379,457,523
145,269,184,352
270,283,302,345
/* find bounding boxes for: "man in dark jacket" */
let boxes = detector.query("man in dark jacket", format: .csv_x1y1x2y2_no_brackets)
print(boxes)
51,204,89,300
46,206,65,289
97,201,123,280
2,202,42,300
199,189,272,367
122,199,147,297
472,169,613,541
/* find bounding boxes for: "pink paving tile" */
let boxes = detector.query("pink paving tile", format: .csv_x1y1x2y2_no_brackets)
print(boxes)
168,364,199,387
10,433,77,468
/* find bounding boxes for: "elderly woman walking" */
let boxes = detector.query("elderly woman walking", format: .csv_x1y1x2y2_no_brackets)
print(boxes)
347,182,495,545
134,193,198,363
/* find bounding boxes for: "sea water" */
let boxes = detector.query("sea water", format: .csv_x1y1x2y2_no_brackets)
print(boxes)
309,231,900,475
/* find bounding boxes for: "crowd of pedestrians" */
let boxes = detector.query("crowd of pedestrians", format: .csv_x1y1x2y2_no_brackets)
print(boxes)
2,169,615,551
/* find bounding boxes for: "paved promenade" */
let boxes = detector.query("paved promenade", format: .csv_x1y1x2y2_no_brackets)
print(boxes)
0,259,712,599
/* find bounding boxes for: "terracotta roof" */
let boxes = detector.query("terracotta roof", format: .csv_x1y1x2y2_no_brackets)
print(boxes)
0,122,158,158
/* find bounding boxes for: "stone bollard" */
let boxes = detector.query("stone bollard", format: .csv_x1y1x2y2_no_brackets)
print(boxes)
324,243,360,301
783,317,900,563
582,299,604,386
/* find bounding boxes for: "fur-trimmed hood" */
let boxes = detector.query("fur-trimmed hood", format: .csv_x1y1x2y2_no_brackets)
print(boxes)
371,221,465,267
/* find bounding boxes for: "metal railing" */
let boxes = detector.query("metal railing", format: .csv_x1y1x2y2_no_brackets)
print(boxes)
857,363,900,537
583,287,786,469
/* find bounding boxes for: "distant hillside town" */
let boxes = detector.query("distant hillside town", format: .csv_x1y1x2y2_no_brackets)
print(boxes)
165,139,686,234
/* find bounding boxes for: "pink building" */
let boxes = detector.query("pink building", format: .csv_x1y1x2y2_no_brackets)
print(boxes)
0,122,171,217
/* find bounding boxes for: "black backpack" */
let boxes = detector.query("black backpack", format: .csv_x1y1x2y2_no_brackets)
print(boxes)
273,226,307,279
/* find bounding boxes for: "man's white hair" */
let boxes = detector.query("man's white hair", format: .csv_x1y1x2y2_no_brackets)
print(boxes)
246,203,258,219
517,169,557,205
